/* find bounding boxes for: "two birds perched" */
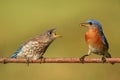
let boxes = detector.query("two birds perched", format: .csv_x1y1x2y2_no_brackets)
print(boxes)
10,20,114,64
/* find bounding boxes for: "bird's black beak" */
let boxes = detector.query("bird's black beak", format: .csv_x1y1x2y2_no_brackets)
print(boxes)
80,23,90,28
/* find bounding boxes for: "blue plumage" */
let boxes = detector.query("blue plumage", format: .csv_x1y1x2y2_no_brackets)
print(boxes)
10,46,23,58
87,20,103,31
80,20,114,64
87,20,109,49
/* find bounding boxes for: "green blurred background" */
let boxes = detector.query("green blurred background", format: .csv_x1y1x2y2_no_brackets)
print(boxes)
0,0,120,80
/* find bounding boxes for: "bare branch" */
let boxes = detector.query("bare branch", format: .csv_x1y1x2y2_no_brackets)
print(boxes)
0,58,120,64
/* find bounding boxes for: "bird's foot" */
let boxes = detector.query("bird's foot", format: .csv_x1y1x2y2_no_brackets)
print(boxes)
80,55,88,64
3,58,7,64
26,58,30,66
39,57,46,64
102,57,106,63
111,62,115,65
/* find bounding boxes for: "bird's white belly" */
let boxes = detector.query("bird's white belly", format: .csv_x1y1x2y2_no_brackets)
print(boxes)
89,45,102,55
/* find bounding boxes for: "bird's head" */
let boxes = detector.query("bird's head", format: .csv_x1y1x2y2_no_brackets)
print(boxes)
80,20,103,31
38,28,62,43
39,28,62,42
45,28,62,39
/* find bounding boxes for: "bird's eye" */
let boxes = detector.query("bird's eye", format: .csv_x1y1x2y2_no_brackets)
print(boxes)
48,31,52,35
89,22,93,25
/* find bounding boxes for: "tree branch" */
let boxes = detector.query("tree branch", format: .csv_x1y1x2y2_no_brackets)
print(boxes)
0,58,120,64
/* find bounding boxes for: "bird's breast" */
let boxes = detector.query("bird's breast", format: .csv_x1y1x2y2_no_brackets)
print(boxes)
85,28,104,49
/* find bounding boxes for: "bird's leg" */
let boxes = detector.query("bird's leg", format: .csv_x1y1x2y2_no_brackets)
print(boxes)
101,56,106,63
3,58,7,64
39,56,46,64
24,55,30,66
80,50,91,63
26,57,30,66
80,55,88,61
39,56,43,64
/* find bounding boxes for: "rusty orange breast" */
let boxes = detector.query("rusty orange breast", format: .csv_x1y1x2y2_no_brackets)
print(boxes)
85,28,104,48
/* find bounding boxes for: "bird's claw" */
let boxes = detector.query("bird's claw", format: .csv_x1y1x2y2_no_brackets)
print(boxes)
80,56,86,64
26,58,30,66
3,58,7,64
102,57,106,63
39,57,46,64
102,57,115,65
80,54,89,64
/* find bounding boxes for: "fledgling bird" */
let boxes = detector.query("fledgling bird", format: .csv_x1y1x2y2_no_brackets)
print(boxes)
80,20,114,64
10,28,61,61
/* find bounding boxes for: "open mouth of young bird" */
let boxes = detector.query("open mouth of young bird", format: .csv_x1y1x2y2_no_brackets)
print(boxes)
53,31,62,38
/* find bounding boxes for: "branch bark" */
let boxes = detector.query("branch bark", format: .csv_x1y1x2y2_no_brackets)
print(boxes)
0,58,120,64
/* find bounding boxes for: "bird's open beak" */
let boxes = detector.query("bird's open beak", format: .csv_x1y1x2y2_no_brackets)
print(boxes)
53,32,62,38
80,23,89,28
48,28,62,38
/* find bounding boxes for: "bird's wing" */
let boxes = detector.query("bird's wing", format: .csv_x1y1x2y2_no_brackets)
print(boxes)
99,31,109,49
10,40,31,58
10,45,23,58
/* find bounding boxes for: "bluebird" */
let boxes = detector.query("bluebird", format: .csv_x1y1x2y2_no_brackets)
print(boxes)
80,20,114,64
10,28,61,61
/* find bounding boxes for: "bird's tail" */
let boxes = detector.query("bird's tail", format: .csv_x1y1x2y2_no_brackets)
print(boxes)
105,52,115,65
10,53,18,58
10,46,22,58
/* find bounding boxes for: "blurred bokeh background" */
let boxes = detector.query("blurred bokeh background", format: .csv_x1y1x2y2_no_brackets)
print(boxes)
0,0,120,80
